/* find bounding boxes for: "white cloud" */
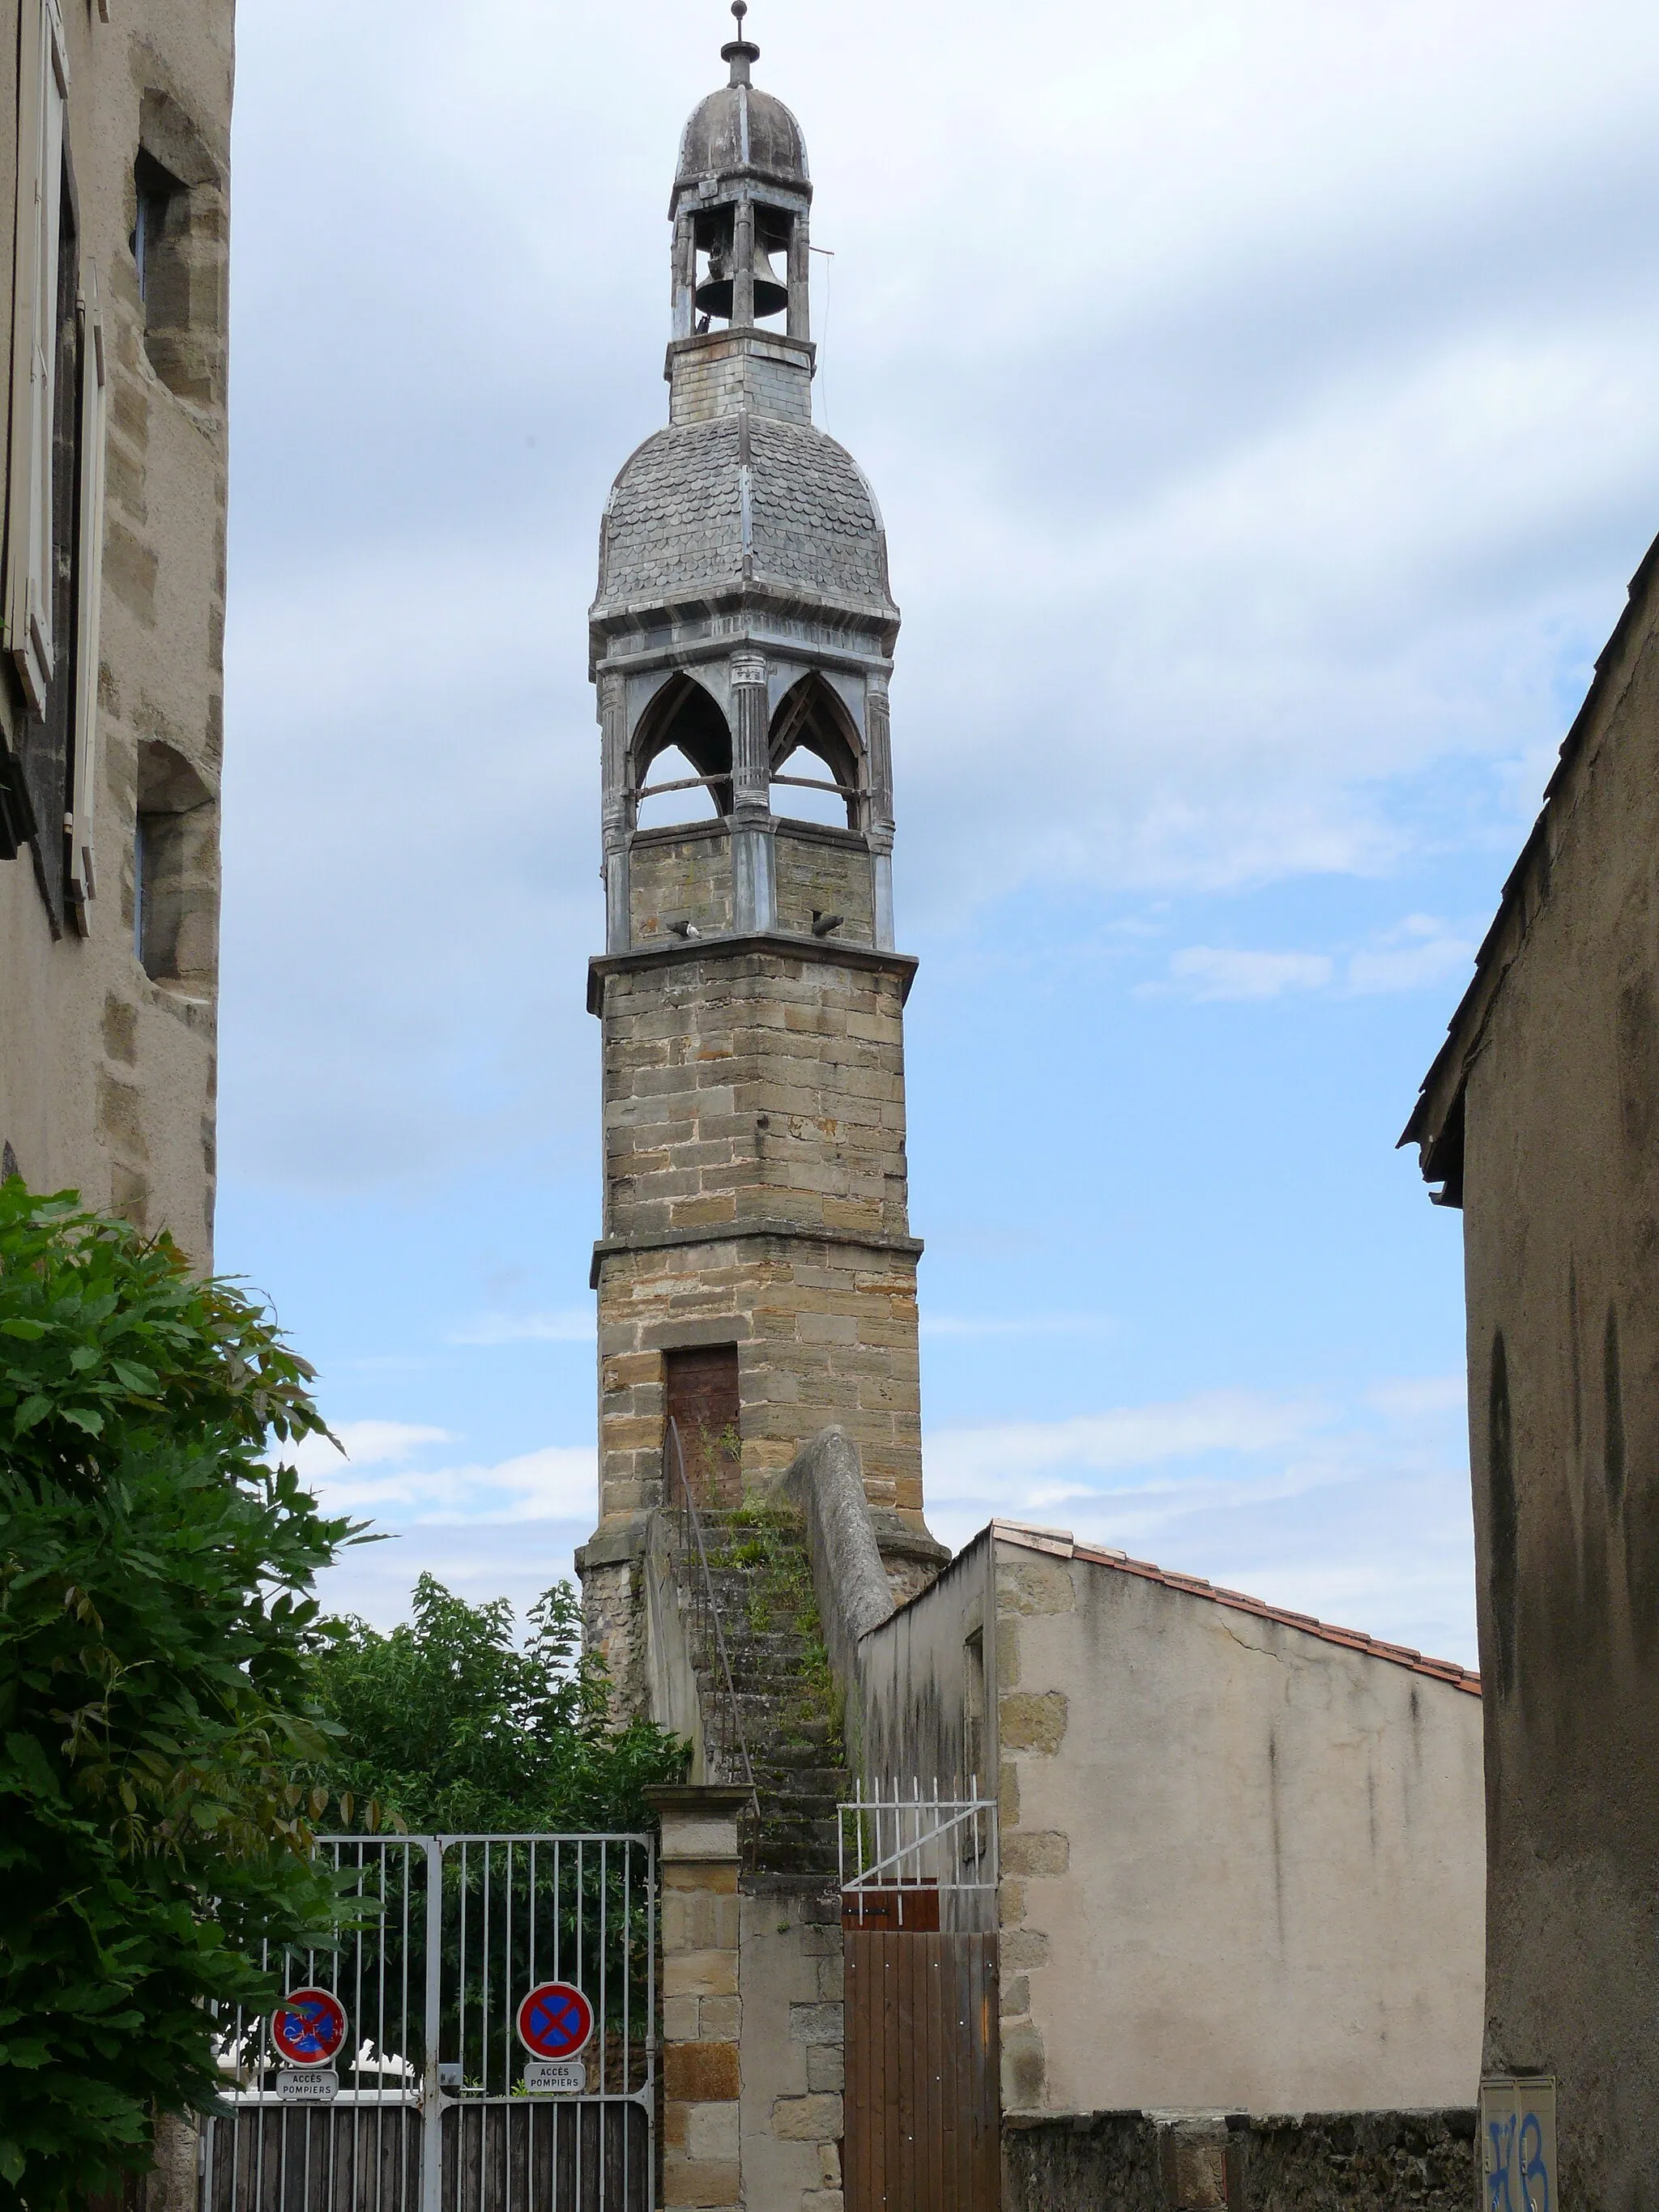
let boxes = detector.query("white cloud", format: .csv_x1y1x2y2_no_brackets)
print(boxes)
1158,947,1335,1001
1153,917,1478,1002
284,1421,451,1479
922,1377,1477,1664
448,1309,595,1346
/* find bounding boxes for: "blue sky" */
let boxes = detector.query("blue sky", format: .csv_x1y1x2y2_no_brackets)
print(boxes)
215,0,1659,1668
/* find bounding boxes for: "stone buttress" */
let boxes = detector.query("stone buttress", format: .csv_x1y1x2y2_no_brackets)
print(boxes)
577,16,945,1707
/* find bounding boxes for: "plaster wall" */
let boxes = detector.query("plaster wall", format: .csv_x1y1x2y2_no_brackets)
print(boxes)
859,1532,1485,2116
1458,599,1659,2206
0,0,231,1260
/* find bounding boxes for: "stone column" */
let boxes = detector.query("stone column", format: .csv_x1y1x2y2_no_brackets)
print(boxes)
599,668,631,953
865,671,896,953
787,208,811,342
648,1785,750,2211
729,653,777,934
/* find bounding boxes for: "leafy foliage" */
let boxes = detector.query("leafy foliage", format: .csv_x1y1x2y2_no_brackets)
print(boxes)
309,1574,685,1835
0,1183,360,2208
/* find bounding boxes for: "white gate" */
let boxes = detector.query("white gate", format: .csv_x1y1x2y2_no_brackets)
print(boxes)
202,1834,655,2212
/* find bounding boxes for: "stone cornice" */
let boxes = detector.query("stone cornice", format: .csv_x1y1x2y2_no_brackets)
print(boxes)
587,931,917,1015
590,1217,924,1291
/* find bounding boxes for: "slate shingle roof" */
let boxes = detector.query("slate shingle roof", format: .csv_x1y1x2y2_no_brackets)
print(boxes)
596,417,893,615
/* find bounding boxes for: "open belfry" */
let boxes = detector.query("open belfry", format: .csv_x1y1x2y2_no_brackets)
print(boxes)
579,6,947,1709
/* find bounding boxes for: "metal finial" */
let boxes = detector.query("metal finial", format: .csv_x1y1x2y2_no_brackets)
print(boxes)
722,0,758,83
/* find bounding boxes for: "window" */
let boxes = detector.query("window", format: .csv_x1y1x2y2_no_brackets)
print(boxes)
5,0,70,716
66,267,107,923
963,1630,987,1795
130,152,176,305
133,741,215,988
770,676,862,829
633,676,732,829
664,1345,741,1509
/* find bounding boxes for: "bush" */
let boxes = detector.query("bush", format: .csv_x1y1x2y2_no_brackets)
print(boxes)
310,1573,685,1835
0,1184,359,2207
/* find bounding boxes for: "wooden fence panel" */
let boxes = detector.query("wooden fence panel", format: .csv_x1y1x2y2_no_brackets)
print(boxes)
843,1932,1000,2212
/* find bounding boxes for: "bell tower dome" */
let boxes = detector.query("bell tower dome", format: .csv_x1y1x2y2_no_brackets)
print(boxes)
580,8,946,1703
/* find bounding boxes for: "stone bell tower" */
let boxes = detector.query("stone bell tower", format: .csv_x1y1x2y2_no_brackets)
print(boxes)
578,8,945,1697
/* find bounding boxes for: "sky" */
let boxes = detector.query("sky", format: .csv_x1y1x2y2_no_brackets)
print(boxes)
215,0,1659,1671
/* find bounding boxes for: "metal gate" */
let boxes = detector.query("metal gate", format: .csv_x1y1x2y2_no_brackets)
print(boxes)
202,1834,655,2212
839,1787,1000,2212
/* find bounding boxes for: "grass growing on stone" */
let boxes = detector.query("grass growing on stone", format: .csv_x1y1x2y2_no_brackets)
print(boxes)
724,1498,841,1743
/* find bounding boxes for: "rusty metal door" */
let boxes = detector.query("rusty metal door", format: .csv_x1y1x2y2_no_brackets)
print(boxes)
842,1931,1000,2212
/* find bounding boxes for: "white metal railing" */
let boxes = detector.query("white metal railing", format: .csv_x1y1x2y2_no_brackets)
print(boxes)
838,1779,998,1930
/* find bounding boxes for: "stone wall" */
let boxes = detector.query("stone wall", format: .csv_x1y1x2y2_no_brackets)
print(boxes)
773,822,873,944
737,1890,846,2212
591,946,925,1539
629,823,734,944
1002,2108,1478,2211
0,0,232,1259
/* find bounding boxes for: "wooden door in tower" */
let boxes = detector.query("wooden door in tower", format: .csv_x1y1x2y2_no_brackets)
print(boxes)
664,1345,741,1508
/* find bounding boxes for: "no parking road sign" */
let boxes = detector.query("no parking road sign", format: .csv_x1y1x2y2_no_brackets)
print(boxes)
271,1987,349,2069
517,1981,593,2062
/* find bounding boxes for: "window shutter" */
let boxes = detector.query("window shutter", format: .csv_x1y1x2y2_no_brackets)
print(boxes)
66,260,105,918
4,0,69,714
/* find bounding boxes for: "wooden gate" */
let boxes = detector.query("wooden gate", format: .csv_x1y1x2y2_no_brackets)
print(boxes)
842,1932,1000,2212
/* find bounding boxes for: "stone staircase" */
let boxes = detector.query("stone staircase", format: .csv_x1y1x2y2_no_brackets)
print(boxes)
672,1504,851,1886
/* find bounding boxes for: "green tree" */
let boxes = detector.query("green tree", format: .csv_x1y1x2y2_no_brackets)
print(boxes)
310,1574,684,1835
0,1183,360,2208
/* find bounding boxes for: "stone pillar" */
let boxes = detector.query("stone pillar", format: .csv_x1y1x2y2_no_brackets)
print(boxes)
787,208,811,342
729,652,777,933
733,199,757,330
865,671,895,953
599,669,631,954
648,1785,749,2211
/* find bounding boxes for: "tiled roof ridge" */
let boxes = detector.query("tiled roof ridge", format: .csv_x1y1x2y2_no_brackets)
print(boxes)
987,1518,1482,1696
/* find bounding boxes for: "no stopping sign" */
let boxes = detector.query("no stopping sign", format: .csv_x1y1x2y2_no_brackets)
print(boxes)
271,1987,349,2068
517,1981,593,2061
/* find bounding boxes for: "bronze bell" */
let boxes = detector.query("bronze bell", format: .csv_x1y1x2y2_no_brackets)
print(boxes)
695,233,789,322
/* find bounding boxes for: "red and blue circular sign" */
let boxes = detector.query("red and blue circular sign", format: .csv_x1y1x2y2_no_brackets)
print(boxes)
271,1987,349,2068
517,1981,593,2061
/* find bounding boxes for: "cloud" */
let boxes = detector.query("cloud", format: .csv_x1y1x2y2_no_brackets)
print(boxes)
1159,948,1336,1001
284,1421,451,1479
279,1419,596,1527
922,1377,1476,1664
448,1309,595,1346
1152,917,1478,1001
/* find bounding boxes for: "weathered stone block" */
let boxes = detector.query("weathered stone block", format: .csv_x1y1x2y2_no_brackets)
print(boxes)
789,2001,843,2045
1000,1690,1069,1754
686,2100,740,2162
771,2092,842,2142
660,2151,741,2207
663,1948,740,1999
664,2042,740,2101
1001,1830,1069,1878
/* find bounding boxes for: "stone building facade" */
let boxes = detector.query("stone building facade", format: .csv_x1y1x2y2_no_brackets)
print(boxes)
1405,528,1659,2209
578,13,945,1701
0,0,230,1259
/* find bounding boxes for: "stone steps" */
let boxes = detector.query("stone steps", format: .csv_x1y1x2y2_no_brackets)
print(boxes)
672,1512,851,1882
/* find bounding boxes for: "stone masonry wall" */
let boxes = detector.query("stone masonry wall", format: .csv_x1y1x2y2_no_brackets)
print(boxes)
1002,2109,1478,2211
600,952,912,1244
596,1235,922,1515
738,1890,846,2212
773,825,874,945
630,825,734,944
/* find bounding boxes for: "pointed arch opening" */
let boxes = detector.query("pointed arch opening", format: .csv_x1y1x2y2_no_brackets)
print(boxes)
633,674,733,829
770,676,863,831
